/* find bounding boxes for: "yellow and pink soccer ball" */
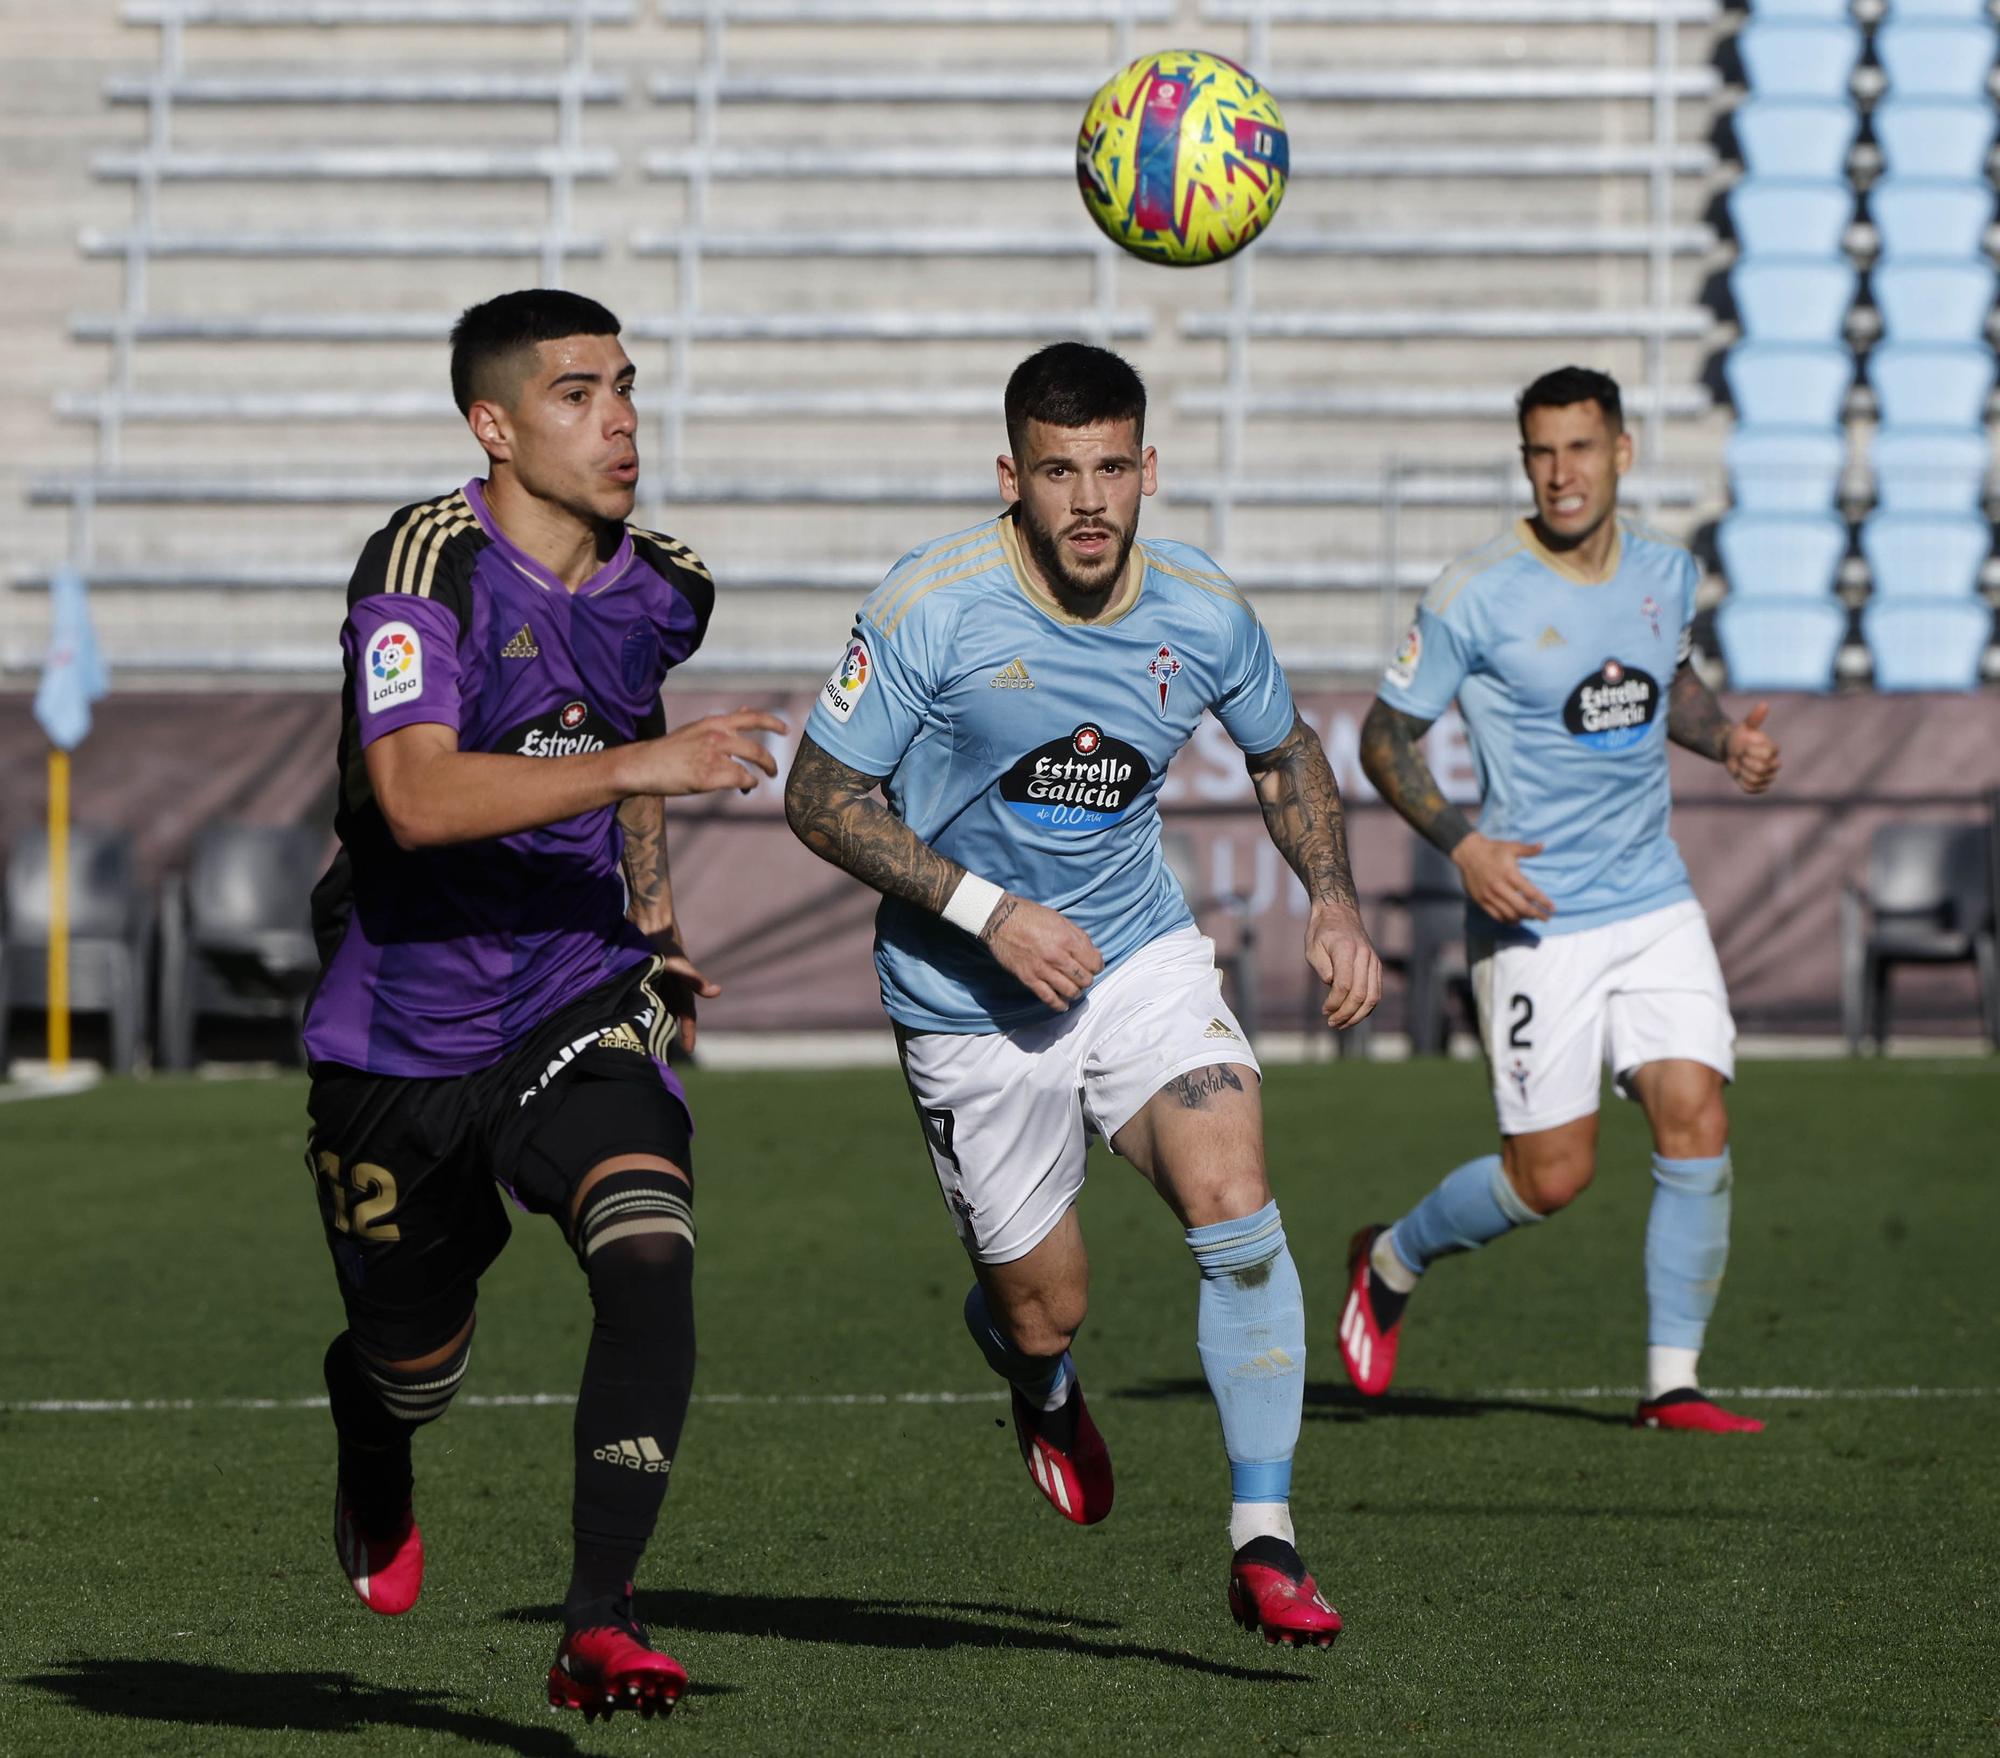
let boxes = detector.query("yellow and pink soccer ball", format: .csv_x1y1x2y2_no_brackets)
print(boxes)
1076,49,1290,267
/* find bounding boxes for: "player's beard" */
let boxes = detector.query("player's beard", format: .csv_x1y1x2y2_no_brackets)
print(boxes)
1017,502,1138,603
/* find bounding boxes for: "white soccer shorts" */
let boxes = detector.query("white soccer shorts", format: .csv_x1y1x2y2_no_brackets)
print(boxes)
896,925,1261,1264
1470,898,1736,1137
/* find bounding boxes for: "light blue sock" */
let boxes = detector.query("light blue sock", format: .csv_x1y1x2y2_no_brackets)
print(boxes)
1387,1153,1540,1278
1186,1201,1304,1504
1645,1151,1732,1349
963,1282,1071,1411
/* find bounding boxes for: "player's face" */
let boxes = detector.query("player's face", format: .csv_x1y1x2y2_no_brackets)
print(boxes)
1000,417,1158,600
1519,400,1631,550
474,333,640,526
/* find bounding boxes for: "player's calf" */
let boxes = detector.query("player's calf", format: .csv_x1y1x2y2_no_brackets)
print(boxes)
324,1324,473,1614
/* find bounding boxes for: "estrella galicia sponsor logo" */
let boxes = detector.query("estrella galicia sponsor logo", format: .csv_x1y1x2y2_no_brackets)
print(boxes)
500,698,613,760
999,723,1152,830
1562,659,1659,750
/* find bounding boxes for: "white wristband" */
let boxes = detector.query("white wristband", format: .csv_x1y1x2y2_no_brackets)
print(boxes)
942,872,1006,939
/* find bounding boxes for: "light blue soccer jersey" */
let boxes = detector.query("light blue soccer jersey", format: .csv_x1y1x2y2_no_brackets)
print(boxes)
1377,515,1697,937
805,511,1298,1032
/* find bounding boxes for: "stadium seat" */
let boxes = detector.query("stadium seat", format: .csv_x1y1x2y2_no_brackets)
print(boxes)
1729,261,1857,344
1744,0,1852,16
1717,512,1850,598
1727,426,1849,511
1866,180,1995,261
1866,344,1996,430
1871,262,1999,345
1725,342,1853,428
1862,596,1995,688
1873,100,1998,179
1735,21,1863,100
0,828,151,1075
156,823,325,1070
1875,21,2000,100
1715,596,1850,689
1885,0,1994,15
1840,820,1997,1048
1731,100,1860,180
1861,512,1992,598
1727,179,1854,257
1870,428,1991,513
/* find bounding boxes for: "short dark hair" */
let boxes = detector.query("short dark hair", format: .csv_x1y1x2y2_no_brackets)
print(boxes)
1517,365,1624,438
449,288,621,415
1004,342,1147,458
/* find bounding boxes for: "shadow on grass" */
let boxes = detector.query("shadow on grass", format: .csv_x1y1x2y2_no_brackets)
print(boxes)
13,1656,714,1755
1117,1377,1632,1428
499,1592,1311,1685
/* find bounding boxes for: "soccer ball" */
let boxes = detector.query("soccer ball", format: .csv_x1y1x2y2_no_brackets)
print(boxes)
1075,49,1290,267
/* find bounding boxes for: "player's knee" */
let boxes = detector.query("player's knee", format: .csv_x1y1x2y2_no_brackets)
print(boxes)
1506,1147,1596,1216
1653,1094,1729,1162
336,1324,475,1431
575,1167,696,1331
994,1288,1084,1360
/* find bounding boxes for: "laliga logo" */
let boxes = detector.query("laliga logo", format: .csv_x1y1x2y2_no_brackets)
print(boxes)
370,631,414,680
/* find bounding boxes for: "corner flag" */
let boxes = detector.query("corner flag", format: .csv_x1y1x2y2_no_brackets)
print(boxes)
34,565,110,751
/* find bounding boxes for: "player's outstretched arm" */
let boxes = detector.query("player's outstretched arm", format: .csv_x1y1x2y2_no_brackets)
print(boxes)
1359,700,1553,924
367,709,786,850
617,793,714,1055
784,733,1103,1011
1244,714,1382,1029
1665,664,1780,794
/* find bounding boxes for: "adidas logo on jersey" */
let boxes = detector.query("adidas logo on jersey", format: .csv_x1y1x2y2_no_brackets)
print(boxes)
596,1022,645,1054
501,624,540,659
989,657,1035,689
1204,1018,1241,1040
593,1436,670,1473
1537,626,1567,650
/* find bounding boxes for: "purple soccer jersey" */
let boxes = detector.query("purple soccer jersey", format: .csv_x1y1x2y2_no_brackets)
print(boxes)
303,480,714,1076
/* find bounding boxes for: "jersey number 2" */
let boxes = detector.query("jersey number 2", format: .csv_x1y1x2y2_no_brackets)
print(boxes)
1507,994,1534,1050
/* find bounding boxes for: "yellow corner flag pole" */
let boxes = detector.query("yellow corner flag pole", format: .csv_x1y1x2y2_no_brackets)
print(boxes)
48,747,72,1070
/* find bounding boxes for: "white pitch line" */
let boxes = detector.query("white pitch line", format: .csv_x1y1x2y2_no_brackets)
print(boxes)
0,1385,1992,1416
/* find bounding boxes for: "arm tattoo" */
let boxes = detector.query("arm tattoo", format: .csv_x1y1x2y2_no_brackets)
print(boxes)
616,793,674,935
1243,714,1361,910
979,896,1019,944
784,733,966,916
1666,660,1733,762
1358,700,1474,856
1166,1064,1244,1109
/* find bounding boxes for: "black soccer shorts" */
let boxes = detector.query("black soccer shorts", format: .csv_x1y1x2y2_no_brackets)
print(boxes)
303,956,694,1361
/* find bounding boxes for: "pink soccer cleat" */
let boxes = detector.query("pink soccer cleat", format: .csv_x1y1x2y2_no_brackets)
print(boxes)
1634,1389,1765,1434
548,1589,688,1721
1011,1377,1115,1526
333,1486,424,1616
1227,1536,1344,1648
1337,1224,1404,1398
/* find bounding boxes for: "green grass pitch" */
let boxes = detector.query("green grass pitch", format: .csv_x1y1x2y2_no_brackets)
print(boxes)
1,1060,1994,1755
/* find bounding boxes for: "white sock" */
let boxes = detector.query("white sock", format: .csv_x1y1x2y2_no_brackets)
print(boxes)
1647,1345,1700,1401
1370,1230,1419,1295
1229,1501,1295,1552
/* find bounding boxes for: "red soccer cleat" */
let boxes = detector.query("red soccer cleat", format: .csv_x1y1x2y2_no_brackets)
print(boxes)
1227,1536,1344,1648
548,1590,688,1722
333,1486,424,1616
1633,1389,1765,1434
1012,1376,1114,1526
1337,1224,1403,1398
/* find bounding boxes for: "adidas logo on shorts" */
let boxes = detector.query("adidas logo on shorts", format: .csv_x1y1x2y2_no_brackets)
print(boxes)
596,1022,645,1054
1203,1017,1241,1040
593,1436,670,1473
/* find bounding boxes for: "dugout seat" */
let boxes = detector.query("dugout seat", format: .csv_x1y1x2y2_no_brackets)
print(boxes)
1876,21,2000,101
1731,100,1860,180
1871,262,1998,347
1725,344,1853,429
1862,597,1993,689
1860,513,1992,600
1727,180,1854,259
1873,101,1998,179
0,827,151,1075
1718,512,1849,599
1866,345,1996,431
1727,426,1848,512
1729,261,1858,345
1715,597,1850,690
1841,821,1998,1049
1870,428,1991,514
1735,21,1864,100
1866,180,1995,261
157,822,324,1069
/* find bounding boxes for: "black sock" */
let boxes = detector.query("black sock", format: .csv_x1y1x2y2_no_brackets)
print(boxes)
323,1333,416,1532
1366,1268,1409,1332
565,1228,696,1630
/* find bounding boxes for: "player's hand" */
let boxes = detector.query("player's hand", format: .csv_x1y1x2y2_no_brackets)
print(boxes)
645,929,719,1055
1306,899,1382,1030
1452,832,1555,924
627,709,788,797
979,894,1104,1012
1724,701,1780,795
